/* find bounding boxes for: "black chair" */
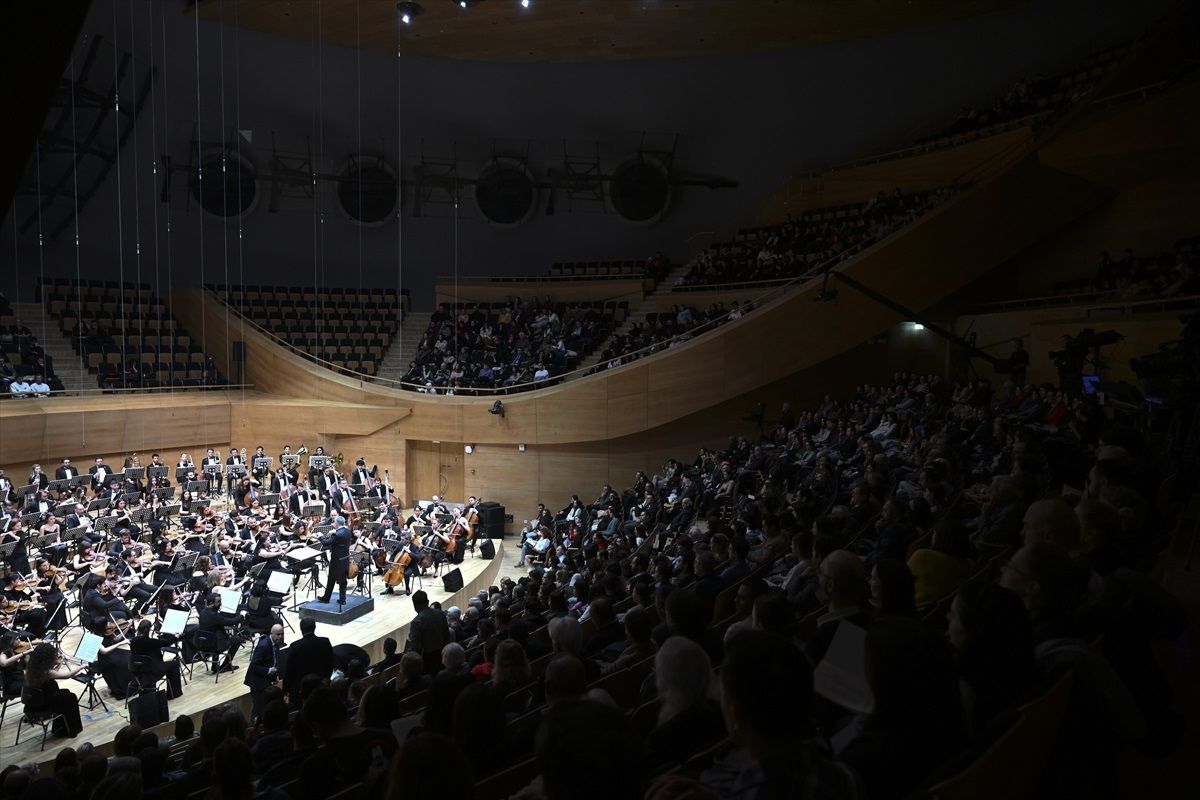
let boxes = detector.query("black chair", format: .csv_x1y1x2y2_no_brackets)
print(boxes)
125,654,168,707
16,686,66,751
191,630,226,684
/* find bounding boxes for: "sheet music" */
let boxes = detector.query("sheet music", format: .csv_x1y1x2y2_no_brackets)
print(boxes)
286,546,322,562
161,608,189,636
74,632,103,663
813,621,874,715
267,570,293,593
217,587,242,614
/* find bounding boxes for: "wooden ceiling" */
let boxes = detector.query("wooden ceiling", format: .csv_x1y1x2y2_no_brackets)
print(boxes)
192,0,1029,63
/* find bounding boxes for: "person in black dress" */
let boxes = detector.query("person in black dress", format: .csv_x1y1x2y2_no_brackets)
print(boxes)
130,619,184,699
0,632,29,700
95,622,134,700
22,642,85,738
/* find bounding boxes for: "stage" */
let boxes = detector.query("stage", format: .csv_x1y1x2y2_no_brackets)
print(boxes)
6,541,504,770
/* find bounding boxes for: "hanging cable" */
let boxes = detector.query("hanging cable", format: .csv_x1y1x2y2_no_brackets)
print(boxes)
396,7,404,384
311,0,321,401
356,0,364,378
234,0,246,404
160,13,177,394
112,5,128,390
34,142,48,389
218,0,231,393
147,0,163,392
69,51,86,441
127,0,146,453
194,0,208,445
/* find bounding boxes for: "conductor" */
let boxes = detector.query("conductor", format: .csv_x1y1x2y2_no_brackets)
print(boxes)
318,516,353,606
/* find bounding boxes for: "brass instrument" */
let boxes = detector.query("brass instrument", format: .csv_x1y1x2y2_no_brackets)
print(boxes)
296,445,310,456
334,452,345,467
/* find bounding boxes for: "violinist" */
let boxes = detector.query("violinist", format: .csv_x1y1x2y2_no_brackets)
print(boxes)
252,523,290,571
81,573,132,633
95,619,133,700
2,571,48,637
106,527,138,559
0,517,31,574
116,552,156,613
31,558,69,630
0,631,30,699
71,543,105,576
22,642,85,738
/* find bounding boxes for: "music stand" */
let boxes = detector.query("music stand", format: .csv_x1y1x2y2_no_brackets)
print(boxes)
48,479,70,494
362,496,383,509
130,508,152,524
121,492,143,506
125,467,145,482
87,497,109,513
64,527,88,544
71,633,109,712
147,465,169,480
20,512,44,528
253,457,273,473
350,483,368,496
15,484,37,499
0,542,18,563
227,465,247,479
158,503,182,519
96,515,117,533
67,475,89,490
302,502,325,518
175,467,193,481
260,492,280,508
186,481,209,495
280,455,299,469
350,551,373,597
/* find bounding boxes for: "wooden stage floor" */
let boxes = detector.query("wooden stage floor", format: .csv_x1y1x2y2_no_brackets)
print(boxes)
3,541,505,768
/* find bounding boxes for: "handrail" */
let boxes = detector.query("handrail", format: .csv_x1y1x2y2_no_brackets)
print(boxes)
978,290,1200,313
433,272,646,284
1,383,256,400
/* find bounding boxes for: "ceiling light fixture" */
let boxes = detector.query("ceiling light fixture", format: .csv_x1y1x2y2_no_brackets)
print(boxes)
397,1,423,24
521,0,531,8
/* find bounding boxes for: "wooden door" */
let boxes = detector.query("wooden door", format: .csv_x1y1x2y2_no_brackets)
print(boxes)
406,440,465,503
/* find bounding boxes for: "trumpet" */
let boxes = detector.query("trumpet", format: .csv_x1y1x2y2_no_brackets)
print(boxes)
296,445,310,456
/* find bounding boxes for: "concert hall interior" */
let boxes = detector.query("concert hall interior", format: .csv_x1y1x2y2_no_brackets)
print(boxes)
1,0,1199,798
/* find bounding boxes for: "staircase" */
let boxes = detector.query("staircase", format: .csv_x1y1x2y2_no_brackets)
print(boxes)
376,310,432,382
578,262,694,373
9,302,94,393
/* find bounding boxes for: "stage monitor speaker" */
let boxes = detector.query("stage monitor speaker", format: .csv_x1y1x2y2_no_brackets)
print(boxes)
479,539,495,560
442,568,463,593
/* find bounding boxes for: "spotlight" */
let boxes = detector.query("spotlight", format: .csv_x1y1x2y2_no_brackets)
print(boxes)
397,1,422,24
521,0,531,7
911,322,925,331
489,400,505,418
455,0,484,7
464,444,474,454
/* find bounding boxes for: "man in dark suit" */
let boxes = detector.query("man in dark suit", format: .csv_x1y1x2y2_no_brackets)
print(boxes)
244,623,285,721
290,484,317,517
330,481,357,515
318,516,353,605
405,590,450,675
281,616,332,705
88,457,111,491
197,593,243,673
804,549,873,664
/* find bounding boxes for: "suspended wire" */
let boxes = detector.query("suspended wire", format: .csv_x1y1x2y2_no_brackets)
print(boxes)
194,0,208,446
127,0,145,453
69,52,86,441
234,0,246,405
34,142,47,388
311,0,321,402
160,13,176,396
356,0,364,375
112,3,128,390
218,0,231,394
147,0,163,393
396,8,404,384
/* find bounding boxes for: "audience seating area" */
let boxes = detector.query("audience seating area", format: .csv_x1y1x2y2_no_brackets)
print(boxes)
675,187,951,288
1051,234,1200,301
403,298,616,393
1,293,64,398
592,301,749,372
211,284,408,377
35,279,221,390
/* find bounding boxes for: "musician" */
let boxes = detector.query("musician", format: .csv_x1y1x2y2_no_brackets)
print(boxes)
81,575,132,633
27,464,50,492
115,554,156,613
270,467,293,495
244,622,285,721
380,531,422,597
252,525,290,573
236,478,258,511
52,459,77,483
225,449,246,497
197,593,243,673
0,468,13,504
130,619,184,699
331,480,358,515
1,518,31,575
318,516,353,606
317,467,338,500
95,621,133,700
88,457,111,491
177,453,195,469
32,558,70,630
101,478,124,508
22,642,85,738
64,502,98,545
25,489,52,515
201,449,222,496
106,528,138,559
251,446,270,481
290,483,319,517
307,446,329,487
279,444,294,466
351,459,373,489
0,632,29,699
38,513,67,567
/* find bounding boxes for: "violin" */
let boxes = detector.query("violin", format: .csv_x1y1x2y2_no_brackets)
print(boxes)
0,598,40,614
11,638,34,655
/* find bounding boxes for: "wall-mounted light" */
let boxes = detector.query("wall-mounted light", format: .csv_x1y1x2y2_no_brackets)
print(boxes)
911,322,925,331
518,443,526,452
464,444,474,455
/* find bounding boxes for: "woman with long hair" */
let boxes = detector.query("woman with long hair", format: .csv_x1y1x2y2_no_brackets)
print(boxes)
22,642,85,737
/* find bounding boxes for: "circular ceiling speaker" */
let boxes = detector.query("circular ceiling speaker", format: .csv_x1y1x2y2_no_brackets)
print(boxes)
190,150,257,218
337,159,399,226
608,156,671,224
474,159,536,227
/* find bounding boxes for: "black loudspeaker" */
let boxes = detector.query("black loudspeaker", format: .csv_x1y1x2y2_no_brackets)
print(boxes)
477,503,505,538
479,539,495,560
232,341,245,362
442,568,464,593
129,689,169,727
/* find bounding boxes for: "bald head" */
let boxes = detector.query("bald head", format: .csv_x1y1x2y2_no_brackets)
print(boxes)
1021,499,1080,551
820,549,864,608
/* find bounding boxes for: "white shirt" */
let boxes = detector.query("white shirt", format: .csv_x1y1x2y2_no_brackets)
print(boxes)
533,367,550,381
29,381,50,396
10,381,31,397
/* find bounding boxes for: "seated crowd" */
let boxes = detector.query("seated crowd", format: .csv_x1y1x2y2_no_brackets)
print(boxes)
0,293,61,399
403,297,614,393
675,188,951,288
593,302,751,372
1049,236,1200,301
4,366,1183,800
